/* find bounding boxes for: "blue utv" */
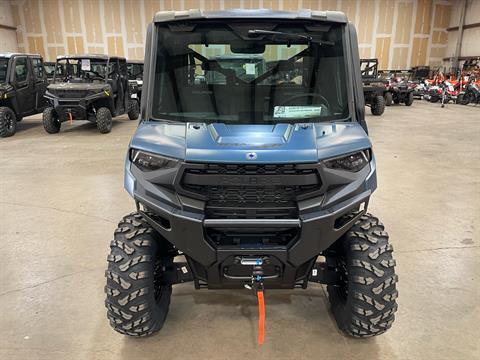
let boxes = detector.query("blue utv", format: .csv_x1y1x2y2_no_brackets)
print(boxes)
105,9,398,339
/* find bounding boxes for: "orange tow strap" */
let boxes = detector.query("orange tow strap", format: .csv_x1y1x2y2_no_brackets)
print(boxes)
69,112,73,125
257,290,265,345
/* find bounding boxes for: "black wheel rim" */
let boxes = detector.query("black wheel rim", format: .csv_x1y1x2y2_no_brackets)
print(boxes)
5,112,14,131
52,112,60,126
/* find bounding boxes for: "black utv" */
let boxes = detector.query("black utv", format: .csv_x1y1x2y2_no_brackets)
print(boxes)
0,53,49,137
42,55,140,134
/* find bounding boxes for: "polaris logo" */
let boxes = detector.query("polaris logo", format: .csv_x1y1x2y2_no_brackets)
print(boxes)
246,152,257,160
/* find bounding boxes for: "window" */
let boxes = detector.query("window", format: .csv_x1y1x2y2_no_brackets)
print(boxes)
55,58,107,82
0,58,8,83
32,58,44,80
127,63,143,80
107,61,117,79
152,22,349,123
119,59,127,76
14,57,28,82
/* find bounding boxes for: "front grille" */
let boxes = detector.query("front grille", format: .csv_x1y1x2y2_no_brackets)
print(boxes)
53,90,96,98
206,228,297,247
179,163,322,220
185,163,316,176
187,184,316,206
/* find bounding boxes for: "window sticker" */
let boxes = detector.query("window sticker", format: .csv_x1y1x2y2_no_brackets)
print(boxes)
273,106,322,119
245,63,256,75
81,59,91,71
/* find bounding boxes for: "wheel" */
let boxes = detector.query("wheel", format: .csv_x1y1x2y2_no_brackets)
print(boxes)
429,95,439,103
457,94,469,105
326,213,398,338
105,212,174,337
42,107,61,134
393,97,400,104
370,95,385,116
96,107,112,134
0,106,17,137
404,92,414,106
127,100,140,120
384,92,393,106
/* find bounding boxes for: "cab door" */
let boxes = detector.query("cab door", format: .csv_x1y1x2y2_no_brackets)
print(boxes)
11,56,35,115
31,57,48,111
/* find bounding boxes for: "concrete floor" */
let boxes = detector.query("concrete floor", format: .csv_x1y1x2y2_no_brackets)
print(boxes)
0,102,479,360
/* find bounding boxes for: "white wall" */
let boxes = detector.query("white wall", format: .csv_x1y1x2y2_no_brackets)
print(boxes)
0,1,18,53
447,0,480,59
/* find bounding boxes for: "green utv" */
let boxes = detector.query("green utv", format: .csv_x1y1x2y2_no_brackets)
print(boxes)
43,55,140,134
0,53,49,137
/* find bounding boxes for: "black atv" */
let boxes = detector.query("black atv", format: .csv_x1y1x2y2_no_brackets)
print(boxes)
360,58,387,115
42,55,140,134
0,53,49,137
127,60,143,105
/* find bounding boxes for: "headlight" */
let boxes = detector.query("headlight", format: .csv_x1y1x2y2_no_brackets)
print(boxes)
324,150,370,172
130,149,178,171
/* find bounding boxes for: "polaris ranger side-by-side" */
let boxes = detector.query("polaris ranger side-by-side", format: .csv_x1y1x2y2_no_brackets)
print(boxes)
43,55,140,134
360,58,387,115
105,9,398,340
0,53,49,137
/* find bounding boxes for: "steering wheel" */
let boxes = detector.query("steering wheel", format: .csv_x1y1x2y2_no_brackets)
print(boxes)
279,93,331,109
86,70,104,81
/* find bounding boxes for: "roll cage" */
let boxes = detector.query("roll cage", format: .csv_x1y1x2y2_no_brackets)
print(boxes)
52,55,127,84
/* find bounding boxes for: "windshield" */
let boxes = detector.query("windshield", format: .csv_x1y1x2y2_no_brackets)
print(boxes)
54,58,108,83
152,21,349,123
0,58,8,83
44,63,56,78
127,63,143,80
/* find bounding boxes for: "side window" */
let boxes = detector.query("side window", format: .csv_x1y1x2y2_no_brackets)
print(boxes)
107,61,116,79
14,57,29,83
32,58,44,80
119,59,127,76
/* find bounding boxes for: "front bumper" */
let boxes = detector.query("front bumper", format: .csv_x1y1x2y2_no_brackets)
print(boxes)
45,92,107,121
126,157,376,289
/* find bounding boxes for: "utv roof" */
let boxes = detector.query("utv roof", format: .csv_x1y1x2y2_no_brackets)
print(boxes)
0,53,42,58
56,54,126,61
153,9,348,23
